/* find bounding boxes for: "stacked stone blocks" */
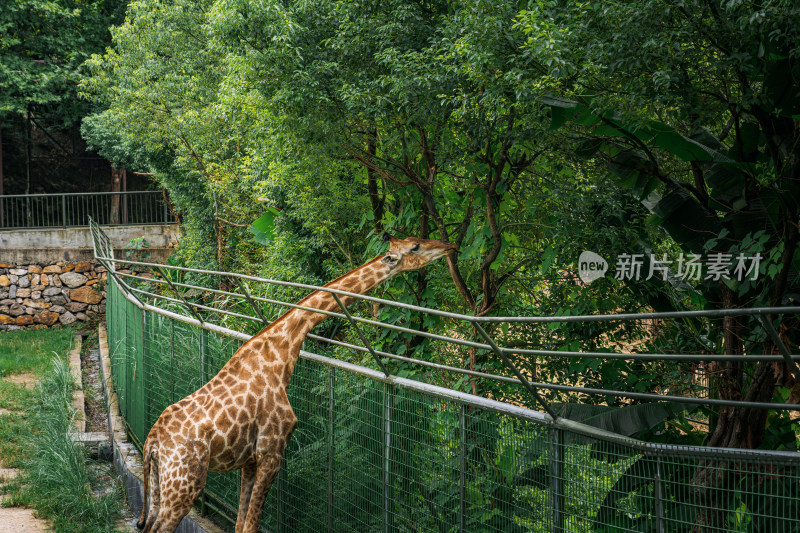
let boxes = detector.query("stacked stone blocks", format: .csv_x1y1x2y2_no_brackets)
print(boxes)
0,261,106,329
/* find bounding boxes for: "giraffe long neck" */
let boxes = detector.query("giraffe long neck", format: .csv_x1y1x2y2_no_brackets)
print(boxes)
246,256,393,380
288,256,392,338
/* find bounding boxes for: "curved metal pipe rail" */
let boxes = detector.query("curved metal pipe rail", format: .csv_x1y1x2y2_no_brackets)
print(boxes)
90,218,800,413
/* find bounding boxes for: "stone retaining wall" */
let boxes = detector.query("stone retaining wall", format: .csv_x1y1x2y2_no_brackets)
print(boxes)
0,261,106,329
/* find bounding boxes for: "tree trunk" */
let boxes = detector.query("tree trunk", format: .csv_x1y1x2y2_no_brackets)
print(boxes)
25,110,32,226
366,130,384,230
691,286,783,530
0,117,4,228
122,168,128,223
110,166,121,224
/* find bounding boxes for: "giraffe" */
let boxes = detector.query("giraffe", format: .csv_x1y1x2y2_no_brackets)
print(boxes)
137,234,456,533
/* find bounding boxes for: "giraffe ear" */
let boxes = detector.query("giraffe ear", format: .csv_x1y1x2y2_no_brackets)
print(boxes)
382,232,392,242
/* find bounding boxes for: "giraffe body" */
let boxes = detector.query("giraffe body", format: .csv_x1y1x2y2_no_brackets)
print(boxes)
137,235,455,533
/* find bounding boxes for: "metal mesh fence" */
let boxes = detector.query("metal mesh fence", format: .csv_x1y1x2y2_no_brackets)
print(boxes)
106,279,800,532
0,191,174,229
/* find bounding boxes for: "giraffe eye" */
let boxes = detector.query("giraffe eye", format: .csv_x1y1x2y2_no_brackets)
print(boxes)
410,244,420,252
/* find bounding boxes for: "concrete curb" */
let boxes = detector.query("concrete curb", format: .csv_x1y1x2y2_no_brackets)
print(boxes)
68,334,86,433
97,324,228,533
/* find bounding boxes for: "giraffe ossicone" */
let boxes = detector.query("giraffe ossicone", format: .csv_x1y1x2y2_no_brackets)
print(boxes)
137,235,456,533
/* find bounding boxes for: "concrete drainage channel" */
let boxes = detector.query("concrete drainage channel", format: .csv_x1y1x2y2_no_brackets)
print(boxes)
95,325,226,533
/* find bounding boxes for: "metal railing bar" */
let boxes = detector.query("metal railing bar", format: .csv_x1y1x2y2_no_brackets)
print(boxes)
121,272,539,389
94,253,800,324
471,321,558,419
0,190,165,198
110,266,147,309
106,276,800,464
758,315,800,383
110,276,551,423
526,379,800,410
3,193,175,230
331,293,390,376
114,273,351,323
121,275,527,385
110,270,503,353
231,276,270,326
112,278,250,341
112,276,800,411
122,284,256,323
305,333,523,385
155,266,206,324
110,269,800,363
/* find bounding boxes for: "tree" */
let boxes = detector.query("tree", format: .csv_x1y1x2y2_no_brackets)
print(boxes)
517,2,800,527
0,0,125,195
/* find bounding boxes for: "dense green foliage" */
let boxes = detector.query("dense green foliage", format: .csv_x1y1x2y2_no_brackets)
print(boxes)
0,0,126,195
81,0,799,466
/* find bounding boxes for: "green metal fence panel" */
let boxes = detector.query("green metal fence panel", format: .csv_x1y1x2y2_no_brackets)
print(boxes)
105,279,800,533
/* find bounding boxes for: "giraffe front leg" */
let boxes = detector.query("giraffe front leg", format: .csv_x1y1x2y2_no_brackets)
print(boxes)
240,453,284,533
235,462,257,533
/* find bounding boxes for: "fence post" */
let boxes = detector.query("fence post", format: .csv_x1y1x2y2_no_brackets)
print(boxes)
550,427,565,533
459,404,466,533
61,194,67,228
328,367,335,533
277,458,286,533
655,456,665,533
170,320,175,404
383,383,393,533
200,329,210,385
124,288,130,420
142,308,149,438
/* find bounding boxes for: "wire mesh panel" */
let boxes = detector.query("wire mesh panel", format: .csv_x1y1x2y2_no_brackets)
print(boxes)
104,279,800,533
0,191,174,229
277,358,330,532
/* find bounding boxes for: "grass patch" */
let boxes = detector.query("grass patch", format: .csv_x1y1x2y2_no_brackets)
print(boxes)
0,327,73,467
0,411,34,468
0,328,124,532
7,358,124,532
0,327,74,378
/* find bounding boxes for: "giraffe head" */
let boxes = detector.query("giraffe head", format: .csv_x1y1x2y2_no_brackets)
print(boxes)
381,233,457,277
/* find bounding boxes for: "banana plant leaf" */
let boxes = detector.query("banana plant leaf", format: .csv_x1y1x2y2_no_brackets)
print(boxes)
248,207,281,244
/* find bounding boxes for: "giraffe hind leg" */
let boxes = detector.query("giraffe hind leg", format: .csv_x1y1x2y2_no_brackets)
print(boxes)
235,462,257,533
240,453,284,533
146,440,210,533
140,451,161,533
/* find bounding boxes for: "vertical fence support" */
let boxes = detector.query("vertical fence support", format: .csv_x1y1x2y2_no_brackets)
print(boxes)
200,329,208,384
198,323,208,523
61,194,67,228
328,367,335,533
550,427,565,533
383,383,392,533
277,459,286,533
459,404,466,533
170,319,175,404
142,308,149,438
124,288,130,421
655,455,664,533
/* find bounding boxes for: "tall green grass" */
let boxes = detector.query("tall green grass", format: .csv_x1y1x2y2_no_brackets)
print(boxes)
10,358,124,532
0,327,74,466
0,329,124,533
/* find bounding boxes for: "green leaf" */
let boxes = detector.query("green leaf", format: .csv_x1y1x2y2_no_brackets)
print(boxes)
248,207,281,245
540,245,556,274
